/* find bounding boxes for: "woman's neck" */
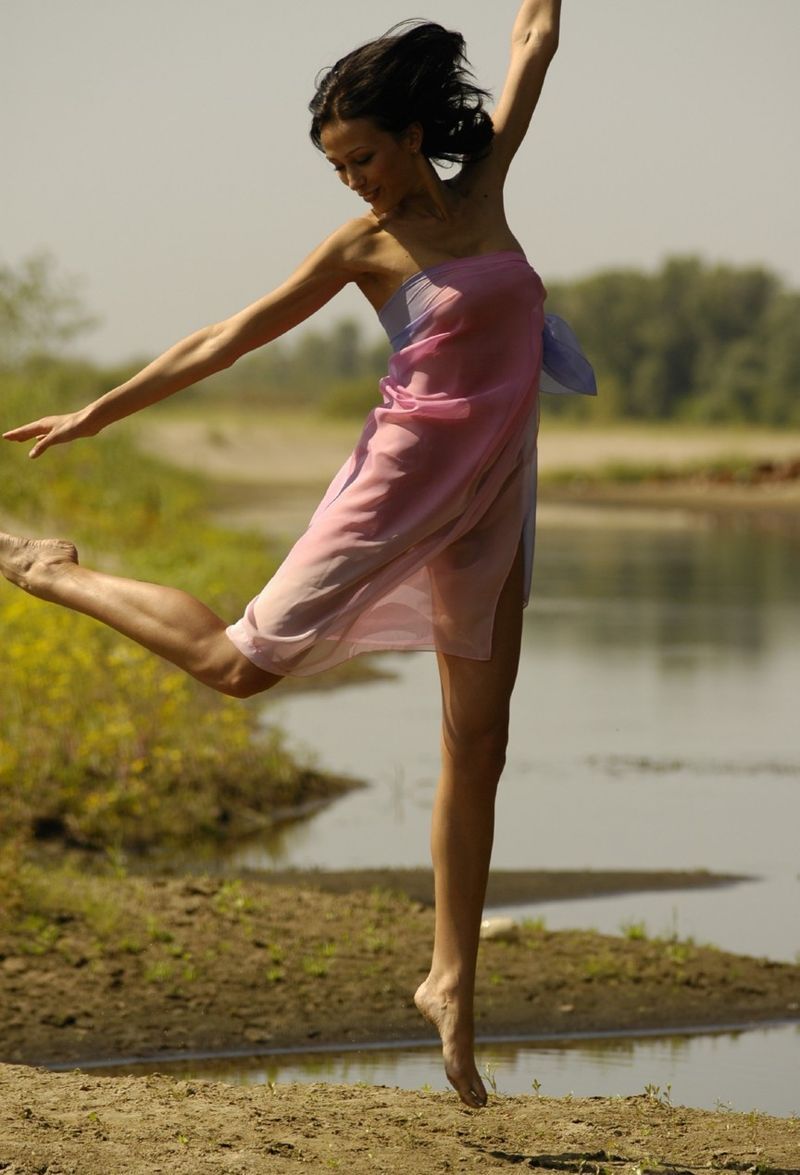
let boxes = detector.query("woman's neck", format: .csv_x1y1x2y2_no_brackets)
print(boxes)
391,158,458,223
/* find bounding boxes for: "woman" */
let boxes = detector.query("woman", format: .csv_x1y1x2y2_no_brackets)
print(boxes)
2,2,572,1108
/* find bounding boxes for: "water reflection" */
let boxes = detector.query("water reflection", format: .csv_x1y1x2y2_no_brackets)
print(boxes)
531,517,798,658
87,1021,800,1117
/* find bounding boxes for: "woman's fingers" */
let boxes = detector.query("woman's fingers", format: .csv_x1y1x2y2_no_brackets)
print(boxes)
27,434,56,459
2,419,51,441
2,420,58,459
3,415,84,458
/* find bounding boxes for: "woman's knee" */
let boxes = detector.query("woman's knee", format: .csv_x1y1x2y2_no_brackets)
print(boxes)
201,642,280,698
443,719,509,779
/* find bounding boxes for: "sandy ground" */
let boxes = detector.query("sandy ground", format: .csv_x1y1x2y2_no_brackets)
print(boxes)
139,413,800,487
2,1063,799,1175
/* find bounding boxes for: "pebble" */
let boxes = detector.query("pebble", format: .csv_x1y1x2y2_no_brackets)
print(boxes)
479,917,519,942
2,958,27,975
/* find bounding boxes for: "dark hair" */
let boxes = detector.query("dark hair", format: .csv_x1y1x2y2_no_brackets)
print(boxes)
309,20,494,166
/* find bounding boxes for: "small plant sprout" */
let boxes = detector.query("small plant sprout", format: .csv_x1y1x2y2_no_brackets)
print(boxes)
482,1060,499,1096
620,919,647,941
642,1082,672,1107
531,1077,542,1096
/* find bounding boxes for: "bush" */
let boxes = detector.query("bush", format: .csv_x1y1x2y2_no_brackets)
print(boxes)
319,376,381,419
0,365,344,857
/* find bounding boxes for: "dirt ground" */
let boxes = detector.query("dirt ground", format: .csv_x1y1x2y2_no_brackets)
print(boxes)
2,1063,799,1175
2,875,800,1171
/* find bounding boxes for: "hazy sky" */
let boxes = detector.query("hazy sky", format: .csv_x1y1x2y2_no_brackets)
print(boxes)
3,0,798,364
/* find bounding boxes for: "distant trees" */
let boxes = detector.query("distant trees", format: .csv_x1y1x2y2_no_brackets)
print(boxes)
200,317,389,408
0,252,97,369
3,252,799,424
545,256,800,423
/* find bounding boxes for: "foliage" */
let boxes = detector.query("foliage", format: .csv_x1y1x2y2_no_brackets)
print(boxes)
196,317,390,408
0,251,98,368
319,375,384,419
544,256,800,424
0,363,343,857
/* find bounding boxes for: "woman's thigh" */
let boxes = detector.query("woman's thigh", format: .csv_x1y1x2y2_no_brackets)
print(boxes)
435,539,524,754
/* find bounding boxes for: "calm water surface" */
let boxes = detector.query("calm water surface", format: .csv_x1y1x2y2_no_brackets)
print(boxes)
219,509,800,1112
89,1022,800,1117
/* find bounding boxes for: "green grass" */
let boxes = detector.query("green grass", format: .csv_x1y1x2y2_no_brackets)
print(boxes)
0,363,352,877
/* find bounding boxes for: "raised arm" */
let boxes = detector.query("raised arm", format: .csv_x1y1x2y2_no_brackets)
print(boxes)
485,0,561,180
3,221,366,458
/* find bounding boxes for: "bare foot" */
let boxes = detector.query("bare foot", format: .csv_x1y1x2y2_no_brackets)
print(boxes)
415,978,488,1108
0,532,78,598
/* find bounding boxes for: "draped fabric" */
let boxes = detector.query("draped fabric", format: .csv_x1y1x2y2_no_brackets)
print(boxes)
225,251,595,677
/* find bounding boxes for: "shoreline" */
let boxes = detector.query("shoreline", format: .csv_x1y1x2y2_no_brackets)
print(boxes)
44,1014,798,1075
132,414,800,541
203,865,751,907
3,875,797,1072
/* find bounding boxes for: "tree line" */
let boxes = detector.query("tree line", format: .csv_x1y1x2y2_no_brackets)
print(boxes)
3,252,799,423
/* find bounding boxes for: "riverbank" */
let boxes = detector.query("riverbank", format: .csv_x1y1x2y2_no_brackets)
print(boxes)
3,874,798,1070
134,413,800,541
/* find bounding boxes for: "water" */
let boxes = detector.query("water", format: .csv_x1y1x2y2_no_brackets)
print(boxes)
85,1023,800,1118
220,509,800,1112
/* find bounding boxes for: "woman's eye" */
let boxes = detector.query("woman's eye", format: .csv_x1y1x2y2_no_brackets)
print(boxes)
355,156,372,166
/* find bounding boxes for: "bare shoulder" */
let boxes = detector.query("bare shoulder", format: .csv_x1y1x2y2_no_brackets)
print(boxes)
321,216,384,278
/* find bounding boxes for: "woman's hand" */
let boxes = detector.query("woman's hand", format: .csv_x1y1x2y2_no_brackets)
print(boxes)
3,408,98,459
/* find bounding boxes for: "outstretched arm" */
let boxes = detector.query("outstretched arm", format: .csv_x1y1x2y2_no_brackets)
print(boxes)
3,222,365,458
485,0,561,180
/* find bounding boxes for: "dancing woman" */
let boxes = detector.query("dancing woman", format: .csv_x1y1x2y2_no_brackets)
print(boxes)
2,2,573,1107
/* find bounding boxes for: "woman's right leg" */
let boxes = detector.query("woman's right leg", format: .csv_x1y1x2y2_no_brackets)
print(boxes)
0,531,279,697
416,539,525,1108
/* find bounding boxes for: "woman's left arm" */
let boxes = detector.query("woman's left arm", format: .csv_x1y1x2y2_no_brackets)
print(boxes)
486,0,561,179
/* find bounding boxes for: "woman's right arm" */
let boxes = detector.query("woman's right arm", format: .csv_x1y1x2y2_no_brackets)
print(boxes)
3,221,366,458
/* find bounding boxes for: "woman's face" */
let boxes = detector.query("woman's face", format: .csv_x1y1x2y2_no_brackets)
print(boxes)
320,117,420,213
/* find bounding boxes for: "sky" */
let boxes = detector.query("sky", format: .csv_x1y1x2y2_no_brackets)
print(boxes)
3,0,798,364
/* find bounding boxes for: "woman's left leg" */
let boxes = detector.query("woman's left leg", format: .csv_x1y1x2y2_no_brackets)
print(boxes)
415,539,525,1108
0,532,278,697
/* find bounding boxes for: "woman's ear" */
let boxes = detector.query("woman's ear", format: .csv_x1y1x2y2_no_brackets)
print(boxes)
403,121,424,155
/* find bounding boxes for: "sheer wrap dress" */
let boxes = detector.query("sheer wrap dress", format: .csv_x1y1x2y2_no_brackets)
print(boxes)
225,250,595,676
